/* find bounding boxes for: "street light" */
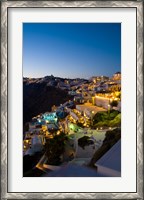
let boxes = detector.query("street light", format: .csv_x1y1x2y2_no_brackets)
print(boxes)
108,104,111,119
91,111,95,126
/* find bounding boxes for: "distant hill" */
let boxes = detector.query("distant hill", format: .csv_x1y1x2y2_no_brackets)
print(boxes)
23,81,72,124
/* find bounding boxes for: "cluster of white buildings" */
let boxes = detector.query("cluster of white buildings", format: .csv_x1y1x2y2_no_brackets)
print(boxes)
23,72,121,157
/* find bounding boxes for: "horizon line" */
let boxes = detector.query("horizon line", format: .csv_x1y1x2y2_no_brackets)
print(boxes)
23,72,121,80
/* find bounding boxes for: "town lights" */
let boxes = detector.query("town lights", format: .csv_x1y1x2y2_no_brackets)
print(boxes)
108,104,110,109
69,124,74,130
57,131,60,135
108,104,111,117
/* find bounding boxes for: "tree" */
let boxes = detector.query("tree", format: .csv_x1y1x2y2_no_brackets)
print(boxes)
78,136,94,149
45,132,68,165
110,100,118,109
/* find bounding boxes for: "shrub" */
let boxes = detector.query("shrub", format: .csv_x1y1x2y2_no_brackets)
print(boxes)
109,113,121,127
89,128,121,167
110,100,118,108
78,136,94,149
93,110,121,128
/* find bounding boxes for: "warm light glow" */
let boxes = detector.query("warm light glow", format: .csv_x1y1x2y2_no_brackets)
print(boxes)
57,131,60,135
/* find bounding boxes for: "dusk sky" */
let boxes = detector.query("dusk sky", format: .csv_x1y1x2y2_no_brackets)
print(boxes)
23,23,121,79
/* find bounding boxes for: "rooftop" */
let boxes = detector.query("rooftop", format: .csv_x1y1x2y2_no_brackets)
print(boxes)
96,139,121,172
76,103,106,114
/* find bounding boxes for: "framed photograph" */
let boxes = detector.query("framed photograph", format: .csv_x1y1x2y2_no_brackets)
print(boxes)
1,0,143,199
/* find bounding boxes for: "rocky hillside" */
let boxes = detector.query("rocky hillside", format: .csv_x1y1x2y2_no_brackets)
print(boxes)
23,81,72,124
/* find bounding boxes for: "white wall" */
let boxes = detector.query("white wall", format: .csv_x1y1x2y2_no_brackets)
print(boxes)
95,96,121,111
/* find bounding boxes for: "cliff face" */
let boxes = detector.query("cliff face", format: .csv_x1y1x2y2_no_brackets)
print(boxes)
23,82,72,124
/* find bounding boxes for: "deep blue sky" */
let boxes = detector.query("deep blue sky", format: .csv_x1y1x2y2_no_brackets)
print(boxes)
23,23,121,79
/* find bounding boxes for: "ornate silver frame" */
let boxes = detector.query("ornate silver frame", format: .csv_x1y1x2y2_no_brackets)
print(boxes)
1,1,143,199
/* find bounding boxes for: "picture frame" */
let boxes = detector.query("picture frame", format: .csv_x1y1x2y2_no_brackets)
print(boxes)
0,0,143,199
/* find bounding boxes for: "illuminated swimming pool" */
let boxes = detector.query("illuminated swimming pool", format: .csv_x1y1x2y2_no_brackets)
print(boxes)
42,112,58,123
